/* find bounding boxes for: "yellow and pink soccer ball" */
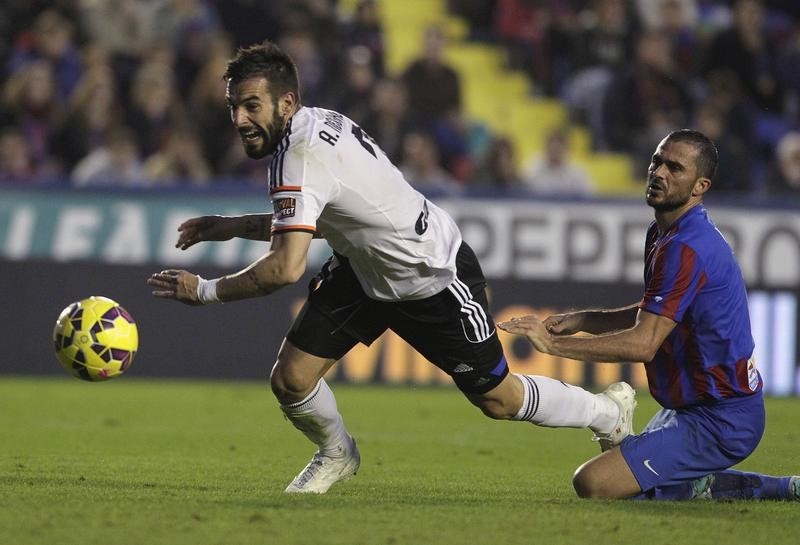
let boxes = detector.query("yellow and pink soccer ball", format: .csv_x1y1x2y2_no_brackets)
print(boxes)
53,296,138,381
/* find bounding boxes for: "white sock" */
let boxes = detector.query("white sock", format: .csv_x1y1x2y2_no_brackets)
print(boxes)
512,374,617,432
280,379,350,457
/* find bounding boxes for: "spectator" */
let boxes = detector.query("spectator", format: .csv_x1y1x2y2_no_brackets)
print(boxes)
636,0,698,31
361,77,414,164
150,0,223,96
215,0,282,47
71,126,146,186
703,70,755,157
7,9,83,104
401,25,462,124
430,109,493,182
644,0,701,77
1,60,64,170
79,0,160,58
448,0,498,42
143,126,212,186
188,34,237,174
333,46,377,126
776,20,800,128
493,0,579,96
216,140,270,186
561,0,638,148
0,125,58,184
694,103,753,194
279,29,330,106
602,30,694,172
126,59,185,157
765,131,800,195
471,136,522,189
572,0,638,71
522,128,594,196
399,130,462,195
51,60,124,171
341,0,385,75
703,0,784,114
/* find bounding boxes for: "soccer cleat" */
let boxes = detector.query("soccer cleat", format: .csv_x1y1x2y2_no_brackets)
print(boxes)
690,474,714,499
284,435,360,494
790,476,800,500
593,382,637,451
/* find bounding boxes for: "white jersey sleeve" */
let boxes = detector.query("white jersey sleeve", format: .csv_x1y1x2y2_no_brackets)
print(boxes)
268,107,462,301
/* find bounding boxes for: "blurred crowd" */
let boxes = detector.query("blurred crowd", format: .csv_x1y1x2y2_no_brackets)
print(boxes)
0,0,799,198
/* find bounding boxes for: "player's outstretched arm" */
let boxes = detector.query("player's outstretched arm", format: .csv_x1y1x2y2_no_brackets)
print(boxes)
500,309,675,363
149,231,314,305
175,214,273,250
214,231,312,301
545,304,641,335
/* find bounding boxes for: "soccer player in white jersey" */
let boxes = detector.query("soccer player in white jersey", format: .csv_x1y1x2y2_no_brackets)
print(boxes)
148,42,636,494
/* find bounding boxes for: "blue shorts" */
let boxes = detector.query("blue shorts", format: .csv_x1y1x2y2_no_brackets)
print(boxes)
619,392,765,491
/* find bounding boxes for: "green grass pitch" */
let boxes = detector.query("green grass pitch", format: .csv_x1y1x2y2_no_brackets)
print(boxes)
1,377,798,545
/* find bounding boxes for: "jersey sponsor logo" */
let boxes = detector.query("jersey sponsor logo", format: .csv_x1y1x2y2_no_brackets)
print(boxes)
274,197,297,219
643,459,659,476
747,356,759,391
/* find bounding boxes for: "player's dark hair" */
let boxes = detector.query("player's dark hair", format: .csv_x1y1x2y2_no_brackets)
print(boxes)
223,42,301,103
665,129,718,181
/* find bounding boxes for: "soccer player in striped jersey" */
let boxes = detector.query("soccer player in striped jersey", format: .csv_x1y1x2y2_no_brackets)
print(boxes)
148,42,637,494
500,129,799,501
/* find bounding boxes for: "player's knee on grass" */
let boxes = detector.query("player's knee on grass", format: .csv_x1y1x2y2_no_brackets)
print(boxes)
572,453,639,499
572,466,598,498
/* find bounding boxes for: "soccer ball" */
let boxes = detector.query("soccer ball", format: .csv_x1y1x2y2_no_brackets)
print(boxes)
53,296,138,381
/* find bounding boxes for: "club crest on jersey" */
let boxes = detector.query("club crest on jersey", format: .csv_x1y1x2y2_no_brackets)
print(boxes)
274,197,297,219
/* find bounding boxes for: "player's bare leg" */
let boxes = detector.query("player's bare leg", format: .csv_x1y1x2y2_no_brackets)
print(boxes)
271,339,360,494
572,448,641,499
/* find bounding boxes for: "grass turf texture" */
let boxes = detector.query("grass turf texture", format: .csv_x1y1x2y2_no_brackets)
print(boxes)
1,377,798,545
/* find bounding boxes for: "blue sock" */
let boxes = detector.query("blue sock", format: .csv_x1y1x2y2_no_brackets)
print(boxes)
707,470,791,500
633,471,792,500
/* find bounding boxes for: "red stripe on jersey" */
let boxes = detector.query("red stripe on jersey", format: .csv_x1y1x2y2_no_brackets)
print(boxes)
709,364,736,398
661,245,695,318
271,225,316,235
270,185,303,194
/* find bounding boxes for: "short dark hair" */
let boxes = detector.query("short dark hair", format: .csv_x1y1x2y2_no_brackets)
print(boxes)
665,129,718,181
223,42,300,102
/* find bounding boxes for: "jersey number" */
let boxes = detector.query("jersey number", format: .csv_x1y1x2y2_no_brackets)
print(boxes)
351,124,377,159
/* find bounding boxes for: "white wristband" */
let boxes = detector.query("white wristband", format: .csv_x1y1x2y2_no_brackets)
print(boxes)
196,276,221,304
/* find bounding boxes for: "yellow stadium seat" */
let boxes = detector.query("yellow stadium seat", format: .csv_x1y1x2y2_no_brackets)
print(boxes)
376,0,638,191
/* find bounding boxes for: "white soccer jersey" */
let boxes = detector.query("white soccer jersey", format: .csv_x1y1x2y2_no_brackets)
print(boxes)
268,106,462,301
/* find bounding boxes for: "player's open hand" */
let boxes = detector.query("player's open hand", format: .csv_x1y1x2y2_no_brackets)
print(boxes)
497,315,552,353
543,313,583,335
147,269,202,305
176,215,236,250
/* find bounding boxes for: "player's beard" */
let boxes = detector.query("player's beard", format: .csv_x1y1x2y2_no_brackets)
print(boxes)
241,107,286,159
646,178,691,212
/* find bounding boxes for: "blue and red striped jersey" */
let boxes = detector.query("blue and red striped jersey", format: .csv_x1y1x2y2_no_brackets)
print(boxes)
639,205,762,408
